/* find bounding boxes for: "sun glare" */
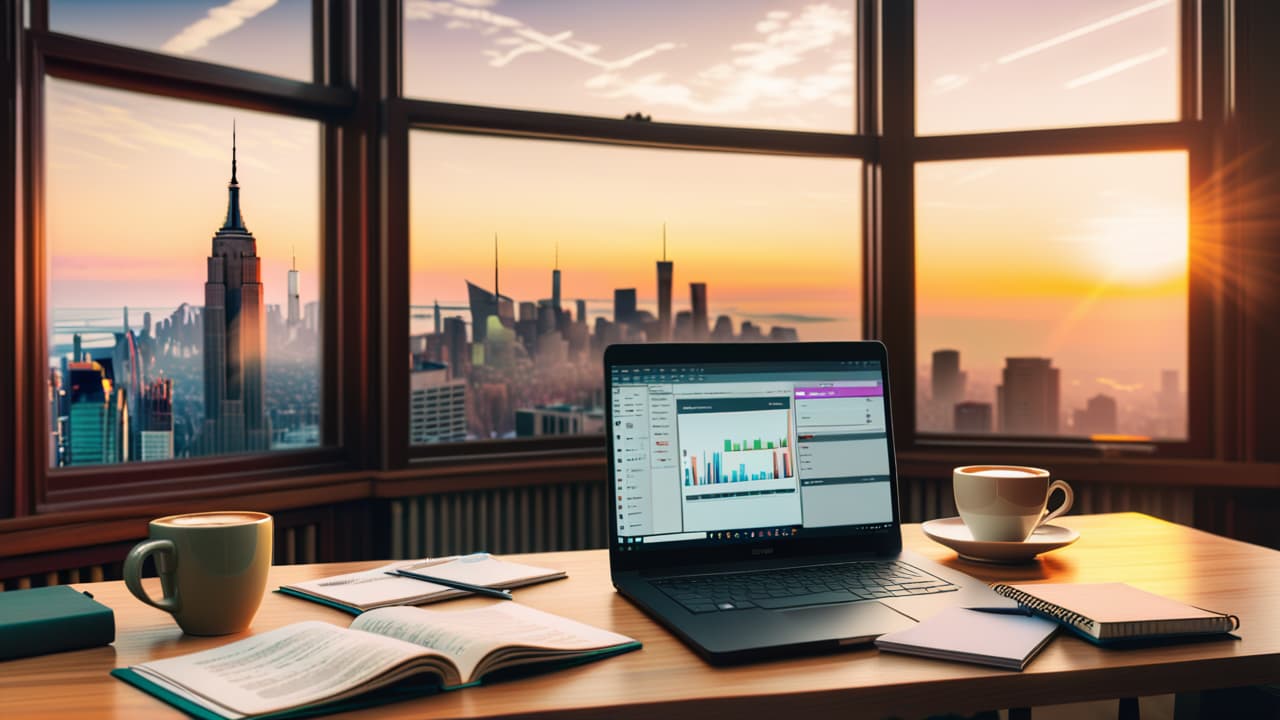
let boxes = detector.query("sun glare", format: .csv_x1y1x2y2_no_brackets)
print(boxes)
1083,210,1188,283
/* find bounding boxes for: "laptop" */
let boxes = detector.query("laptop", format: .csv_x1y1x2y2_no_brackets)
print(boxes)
605,341,1014,664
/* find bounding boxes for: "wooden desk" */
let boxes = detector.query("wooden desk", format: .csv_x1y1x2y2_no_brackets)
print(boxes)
3,513,1277,719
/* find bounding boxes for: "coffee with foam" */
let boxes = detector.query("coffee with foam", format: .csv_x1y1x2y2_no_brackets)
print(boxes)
157,512,266,527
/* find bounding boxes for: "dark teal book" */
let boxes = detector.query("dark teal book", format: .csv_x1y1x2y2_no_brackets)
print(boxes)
0,585,115,661
111,602,639,719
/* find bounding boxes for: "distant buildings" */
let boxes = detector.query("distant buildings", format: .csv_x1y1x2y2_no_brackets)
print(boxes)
137,378,175,461
614,288,637,325
515,404,605,437
287,252,301,329
1073,394,1118,436
689,282,708,339
954,401,993,433
996,357,1060,435
931,349,965,419
657,227,673,340
409,361,468,444
67,360,128,465
200,131,271,454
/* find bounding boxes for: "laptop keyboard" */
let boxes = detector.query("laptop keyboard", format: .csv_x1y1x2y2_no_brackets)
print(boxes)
652,560,958,613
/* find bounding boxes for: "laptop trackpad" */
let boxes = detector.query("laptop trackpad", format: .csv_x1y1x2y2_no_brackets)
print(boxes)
773,600,917,641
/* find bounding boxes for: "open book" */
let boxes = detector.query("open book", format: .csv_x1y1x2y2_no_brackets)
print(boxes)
112,603,640,720
278,554,567,614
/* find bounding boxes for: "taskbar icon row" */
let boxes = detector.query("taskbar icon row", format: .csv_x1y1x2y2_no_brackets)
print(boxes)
709,526,798,542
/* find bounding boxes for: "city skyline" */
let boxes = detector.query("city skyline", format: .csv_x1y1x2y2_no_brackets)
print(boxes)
44,1,1191,448
48,130,321,466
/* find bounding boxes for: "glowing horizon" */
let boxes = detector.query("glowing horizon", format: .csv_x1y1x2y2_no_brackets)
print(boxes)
46,0,1190,392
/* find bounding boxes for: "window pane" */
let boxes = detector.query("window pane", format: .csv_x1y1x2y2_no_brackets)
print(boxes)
409,131,861,443
46,79,322,466
916,152,1188,440
50,0,312,81
916,0,1179,135
403,0,856,133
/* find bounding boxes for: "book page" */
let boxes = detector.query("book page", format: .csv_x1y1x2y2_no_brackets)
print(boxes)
135,621,448,717
350,603,634,683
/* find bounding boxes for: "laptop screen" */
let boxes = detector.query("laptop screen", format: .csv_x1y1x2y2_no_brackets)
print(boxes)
610,359,896,552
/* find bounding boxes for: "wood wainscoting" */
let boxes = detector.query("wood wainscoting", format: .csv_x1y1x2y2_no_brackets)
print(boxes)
387,480,609,558
0,474,1269,591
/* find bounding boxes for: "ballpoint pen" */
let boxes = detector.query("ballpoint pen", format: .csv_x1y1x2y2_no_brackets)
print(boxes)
384,569,513,600
967,606,1033,615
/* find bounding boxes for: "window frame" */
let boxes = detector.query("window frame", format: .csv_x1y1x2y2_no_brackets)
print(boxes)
391,0,879,469
0,0,1254,522
17,0,364,512
885,0,1221,461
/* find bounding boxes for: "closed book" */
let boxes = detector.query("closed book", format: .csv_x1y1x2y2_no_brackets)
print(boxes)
990,582,1239,646
0,585,115,661
875,607,1058,671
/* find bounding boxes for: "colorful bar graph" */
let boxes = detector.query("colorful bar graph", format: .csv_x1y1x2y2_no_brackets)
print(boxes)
683,447,794,486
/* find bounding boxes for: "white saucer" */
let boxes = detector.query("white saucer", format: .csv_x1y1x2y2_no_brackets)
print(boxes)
921,517,1079,564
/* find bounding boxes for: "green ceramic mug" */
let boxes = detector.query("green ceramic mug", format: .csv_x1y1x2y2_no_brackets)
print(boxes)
123,511,273,636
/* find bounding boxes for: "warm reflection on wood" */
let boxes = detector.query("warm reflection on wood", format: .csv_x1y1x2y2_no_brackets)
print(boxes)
1,513,1277,719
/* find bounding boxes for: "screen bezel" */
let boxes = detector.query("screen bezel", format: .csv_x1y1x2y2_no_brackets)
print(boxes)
605,341,904,574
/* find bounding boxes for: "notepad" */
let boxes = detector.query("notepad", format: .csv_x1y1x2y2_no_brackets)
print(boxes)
990,582,1240,645
279,554,567,614
874,607,1058,670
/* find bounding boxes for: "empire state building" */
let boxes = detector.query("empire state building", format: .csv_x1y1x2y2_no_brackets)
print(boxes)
201,129,270,454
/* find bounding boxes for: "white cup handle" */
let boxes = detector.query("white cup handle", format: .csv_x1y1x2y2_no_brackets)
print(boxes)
1037,479,1073,529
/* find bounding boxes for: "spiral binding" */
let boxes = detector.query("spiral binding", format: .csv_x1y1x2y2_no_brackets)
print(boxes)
992,584,1239,640
992,584,1095,633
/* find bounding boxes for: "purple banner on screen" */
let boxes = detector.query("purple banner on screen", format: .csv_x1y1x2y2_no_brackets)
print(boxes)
794,384,883,398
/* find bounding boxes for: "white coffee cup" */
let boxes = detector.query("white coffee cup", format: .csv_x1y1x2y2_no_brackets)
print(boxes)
952,465,1073,542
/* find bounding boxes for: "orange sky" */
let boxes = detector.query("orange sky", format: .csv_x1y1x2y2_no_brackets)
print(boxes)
45,0,1189,376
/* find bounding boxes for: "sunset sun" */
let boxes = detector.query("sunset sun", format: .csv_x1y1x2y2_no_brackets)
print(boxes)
1084,210,1188,282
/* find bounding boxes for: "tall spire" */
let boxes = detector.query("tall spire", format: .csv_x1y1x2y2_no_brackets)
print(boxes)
662,222,667,261
493,233,500,299
554,241,559,270
221,121,246,231
292,245,296,271
231,119,238,185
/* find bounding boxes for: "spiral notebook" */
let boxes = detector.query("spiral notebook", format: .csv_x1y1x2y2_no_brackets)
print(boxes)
990,582,1240,646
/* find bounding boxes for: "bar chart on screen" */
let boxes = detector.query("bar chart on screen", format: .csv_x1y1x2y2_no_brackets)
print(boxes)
676,396,804,530
677,398,796,488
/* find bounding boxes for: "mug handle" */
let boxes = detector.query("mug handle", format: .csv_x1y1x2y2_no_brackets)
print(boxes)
123,538,181,614
1037,479,1074,529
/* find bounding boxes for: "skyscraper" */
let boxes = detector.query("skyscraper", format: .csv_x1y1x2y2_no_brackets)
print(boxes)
287,250,300,328
442,316,469,378
954,401,993,433
1073,394,1118,436
138,378,175,461
690,282,708,339
614,288,637,325
201,126,271,454
931,350,964,408
551,242,562,312
656,225,673,340
410,360,468,444
996,358,1060,435
67,360,128,465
